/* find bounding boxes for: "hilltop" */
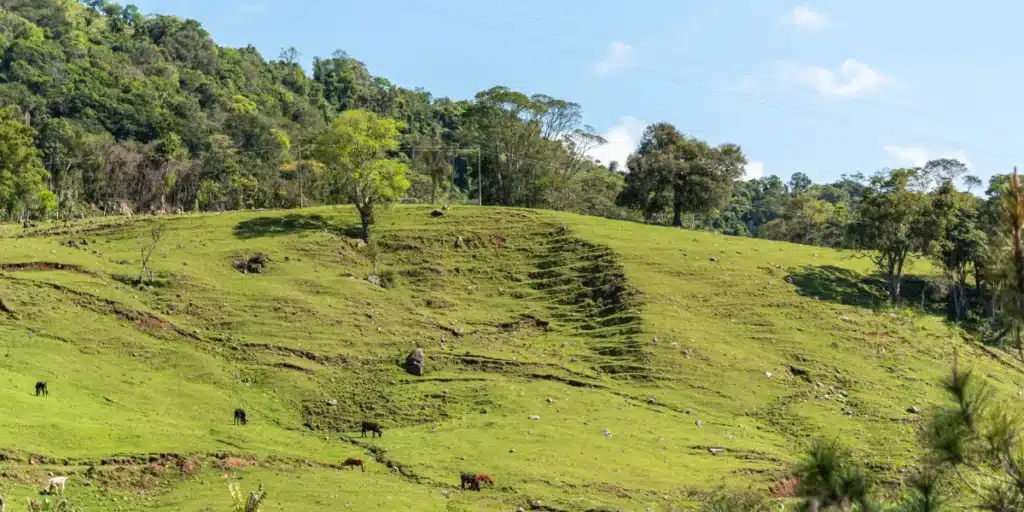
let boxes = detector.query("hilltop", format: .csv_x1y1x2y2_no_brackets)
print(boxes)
0,206,1020,511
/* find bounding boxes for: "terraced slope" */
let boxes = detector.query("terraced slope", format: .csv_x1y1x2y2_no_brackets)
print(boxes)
0,206,1020,511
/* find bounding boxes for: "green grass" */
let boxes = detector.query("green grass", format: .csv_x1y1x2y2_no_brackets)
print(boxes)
0,205,1020,510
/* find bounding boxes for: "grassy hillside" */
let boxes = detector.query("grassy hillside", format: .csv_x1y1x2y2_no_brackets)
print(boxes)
0,206,1020,511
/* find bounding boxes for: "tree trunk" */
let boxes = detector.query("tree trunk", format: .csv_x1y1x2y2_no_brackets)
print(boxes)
360,213,371,242
888,275,901,303
672,202,682,228
431,175,437,205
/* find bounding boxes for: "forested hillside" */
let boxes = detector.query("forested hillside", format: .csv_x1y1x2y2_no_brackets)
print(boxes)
0,0,626,220
0,0,1019,358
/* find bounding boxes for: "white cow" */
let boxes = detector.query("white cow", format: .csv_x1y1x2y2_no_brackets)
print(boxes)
43,476,67,496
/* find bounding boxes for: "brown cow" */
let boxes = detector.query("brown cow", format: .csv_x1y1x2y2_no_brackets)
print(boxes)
343,458,365,472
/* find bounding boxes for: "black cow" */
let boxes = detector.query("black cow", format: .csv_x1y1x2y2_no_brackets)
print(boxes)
35,381,47,397
361,421,383,438
233,408,247,425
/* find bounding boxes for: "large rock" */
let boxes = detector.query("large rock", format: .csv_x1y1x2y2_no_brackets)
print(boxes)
430,209,445,217
405,347,425,376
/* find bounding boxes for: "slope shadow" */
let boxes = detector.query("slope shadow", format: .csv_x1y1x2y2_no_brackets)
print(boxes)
786,265,889,308
233,214,361,239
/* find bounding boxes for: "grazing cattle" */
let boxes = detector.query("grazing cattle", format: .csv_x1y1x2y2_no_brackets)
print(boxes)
343,458,365,472
471,473,494,491
233,408,247,425
460,472,476,490
361,421,382,438
42,476,67,495
35,381,47,397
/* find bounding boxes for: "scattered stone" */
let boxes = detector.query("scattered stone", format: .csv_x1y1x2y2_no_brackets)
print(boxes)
843,410,854,416
355,239,367,249
650,336,658,346
646,397,657,405
546,397,554,404
480,409,488,414
528,415,540,420
907,406,921,415
235,253,271,274
789,366,809,378
765,372,773,379
709,257,718,263
455,236,467,249
367,274,382,287
695,420,704,427
430,209,445,217
326,399,337,406
509,448,515,453
405,347,425,376
600,429,613,438
529,499,545,510
441,489,449,497
840,316,852,323
442,204,450,211
707,448,725,456
685,409,694,415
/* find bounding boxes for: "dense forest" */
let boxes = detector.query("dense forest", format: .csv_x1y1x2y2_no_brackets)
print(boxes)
0,0,1020,343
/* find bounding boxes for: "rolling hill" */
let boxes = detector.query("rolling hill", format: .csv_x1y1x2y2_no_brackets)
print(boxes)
0,206,1019,511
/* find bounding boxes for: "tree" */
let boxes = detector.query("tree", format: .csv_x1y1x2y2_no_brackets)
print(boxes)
788,172,812,194
927,180,984,322
0,106,55,222
313,110,410,241
410,135,453,204
139,224,164,285
617,123,746,227
793,438,875,511
849,168,930,302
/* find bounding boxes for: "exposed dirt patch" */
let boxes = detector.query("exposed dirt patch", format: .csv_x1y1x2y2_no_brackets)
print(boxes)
239,343,349,366
273,362,316,374
0,262,89,274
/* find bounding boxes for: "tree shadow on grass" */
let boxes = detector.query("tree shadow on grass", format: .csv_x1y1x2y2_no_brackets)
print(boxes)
786,265,889,309
787,265,944,312
233,214,362,239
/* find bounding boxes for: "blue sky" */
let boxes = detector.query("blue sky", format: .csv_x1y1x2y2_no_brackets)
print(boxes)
128,0,1024,185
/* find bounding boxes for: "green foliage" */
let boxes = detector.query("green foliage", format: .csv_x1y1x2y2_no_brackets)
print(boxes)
229,482,268,512
26,496,79,512
849,168,932,302
793,438,875,511
700,489,774,511
0,106,54,220
313,109,410,240
617,123,746,226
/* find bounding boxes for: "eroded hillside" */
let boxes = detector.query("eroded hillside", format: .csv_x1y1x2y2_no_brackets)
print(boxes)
0,206,1020,511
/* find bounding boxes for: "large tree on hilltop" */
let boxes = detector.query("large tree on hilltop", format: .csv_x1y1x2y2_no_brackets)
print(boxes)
616,123,746,227
313,109,409,241
849,168,931,303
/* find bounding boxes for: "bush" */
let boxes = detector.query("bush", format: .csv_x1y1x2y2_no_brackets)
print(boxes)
379,269,398,289
700,489,773,512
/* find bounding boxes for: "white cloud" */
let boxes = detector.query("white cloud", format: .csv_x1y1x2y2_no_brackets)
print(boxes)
587,116,645,168
743,161,766,181
777,59,892,99
595,42,633,75
781,5,827,30
883,145,972,168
